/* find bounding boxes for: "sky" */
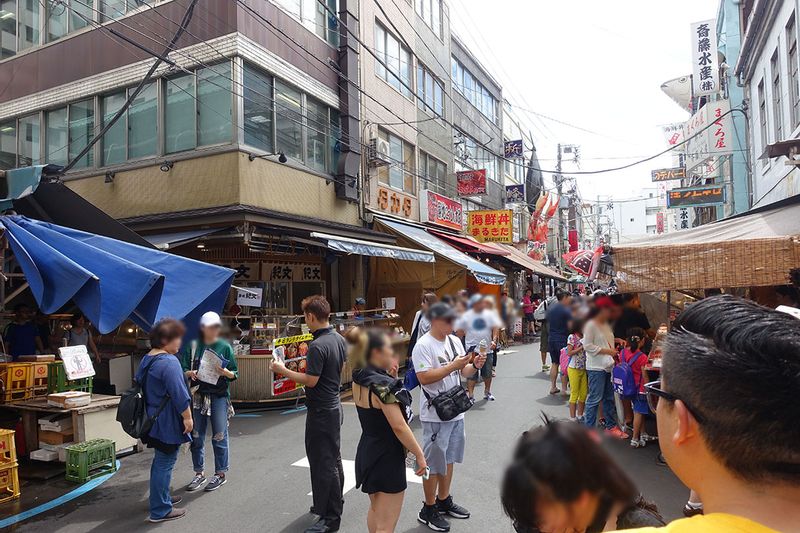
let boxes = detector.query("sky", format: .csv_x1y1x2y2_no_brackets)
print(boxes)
451,0,719,204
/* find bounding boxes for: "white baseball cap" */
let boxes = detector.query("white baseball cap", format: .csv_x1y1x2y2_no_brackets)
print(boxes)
199,311,222,328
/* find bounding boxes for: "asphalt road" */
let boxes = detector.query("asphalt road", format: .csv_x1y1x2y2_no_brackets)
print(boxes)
9,341,687,532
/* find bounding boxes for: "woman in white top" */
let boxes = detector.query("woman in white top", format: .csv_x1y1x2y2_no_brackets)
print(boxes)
582,298,628,439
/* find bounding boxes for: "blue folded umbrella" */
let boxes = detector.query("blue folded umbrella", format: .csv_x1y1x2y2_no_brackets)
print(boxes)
0,216,235,334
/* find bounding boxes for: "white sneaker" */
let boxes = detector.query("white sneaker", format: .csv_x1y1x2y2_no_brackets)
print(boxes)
630,438,644,448
484,393,496,401
642,433,659,442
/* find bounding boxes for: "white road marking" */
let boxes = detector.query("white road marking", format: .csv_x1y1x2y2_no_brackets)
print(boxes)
292,456,422,496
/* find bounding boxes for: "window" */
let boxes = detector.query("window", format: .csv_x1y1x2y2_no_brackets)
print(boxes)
46,1,67,42
273,0,339,46
68,99,94,169
377,129,416,194
197,63,232,146
0,121,15,169
772,51,783,142
243,64,274,152
420,150,446,193
128,82,157,159
788,16,800,128
450,56,498,123
414,0,441,38
306,97,328,172
1,0,16,59
17,113,39,166
374,23,413,98
99,0,128,22
758,79,768,156
417,64,444,116
275,80,303,162
454,129,499,182
165,74,197,154
19,0,39,51
101,91,126,166
45,107,68,166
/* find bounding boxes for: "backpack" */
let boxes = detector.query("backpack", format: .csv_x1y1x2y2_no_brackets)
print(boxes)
612,351,643,399
116,355,171,439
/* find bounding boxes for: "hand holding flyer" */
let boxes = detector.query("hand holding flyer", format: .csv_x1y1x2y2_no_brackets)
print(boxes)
196,348,224,385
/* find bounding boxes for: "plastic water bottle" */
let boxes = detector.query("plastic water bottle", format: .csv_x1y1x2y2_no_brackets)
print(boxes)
476,339,487,368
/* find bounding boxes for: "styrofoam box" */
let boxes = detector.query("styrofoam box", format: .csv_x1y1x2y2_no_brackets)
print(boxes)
30,448,59,462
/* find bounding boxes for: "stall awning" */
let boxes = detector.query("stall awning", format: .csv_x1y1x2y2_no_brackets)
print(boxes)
428,230,510,256
0,216,235,334
611,195,800,292
144,228,230,250
376,218,506,285
310,232,434,262
495,244,568,281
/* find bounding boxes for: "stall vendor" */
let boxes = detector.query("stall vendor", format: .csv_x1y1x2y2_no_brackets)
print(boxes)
4,303,44,360
63,312,101,364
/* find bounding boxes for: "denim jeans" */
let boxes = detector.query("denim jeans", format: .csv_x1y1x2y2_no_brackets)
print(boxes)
150,447,179,520
190,395,230,474
584,370,617,430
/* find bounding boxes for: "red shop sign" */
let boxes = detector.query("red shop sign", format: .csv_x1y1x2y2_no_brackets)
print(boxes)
420,190,463,231
456,169,487,196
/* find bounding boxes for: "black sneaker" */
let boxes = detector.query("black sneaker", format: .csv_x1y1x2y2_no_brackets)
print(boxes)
204,474,227,491
436,495,470,519
418,503,450,532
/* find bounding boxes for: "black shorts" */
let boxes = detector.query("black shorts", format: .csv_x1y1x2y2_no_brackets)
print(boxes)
548,342,563,365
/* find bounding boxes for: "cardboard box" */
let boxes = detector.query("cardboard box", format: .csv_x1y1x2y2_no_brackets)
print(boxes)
30,448,59,462
47,391,91,408
17,355,56,362
38,430,74,446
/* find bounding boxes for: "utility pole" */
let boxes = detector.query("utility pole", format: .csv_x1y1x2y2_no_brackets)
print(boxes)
555,144,564,270
595,194,601,247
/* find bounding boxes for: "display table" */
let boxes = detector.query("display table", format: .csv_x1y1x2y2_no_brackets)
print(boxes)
1,394,138,456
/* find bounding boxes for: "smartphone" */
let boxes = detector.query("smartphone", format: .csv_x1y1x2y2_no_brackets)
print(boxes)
415,459,431,480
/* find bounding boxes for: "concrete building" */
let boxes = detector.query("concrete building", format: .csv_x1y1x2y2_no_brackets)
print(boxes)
735,0,800,208
611,189,663,243
0,0,374,313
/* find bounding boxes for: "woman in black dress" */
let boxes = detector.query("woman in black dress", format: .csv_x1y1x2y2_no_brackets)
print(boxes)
349,328,427,533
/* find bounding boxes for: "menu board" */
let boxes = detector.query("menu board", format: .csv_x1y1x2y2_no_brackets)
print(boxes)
271,333,313,396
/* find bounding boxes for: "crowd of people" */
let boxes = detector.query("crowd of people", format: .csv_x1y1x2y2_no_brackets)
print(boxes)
127,287,800,533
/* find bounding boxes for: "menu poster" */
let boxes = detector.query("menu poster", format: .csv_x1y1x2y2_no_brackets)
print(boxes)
58,345,96,380
271,333,313,396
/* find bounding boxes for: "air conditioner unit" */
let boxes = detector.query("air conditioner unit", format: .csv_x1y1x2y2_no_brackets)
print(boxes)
369,138,391,166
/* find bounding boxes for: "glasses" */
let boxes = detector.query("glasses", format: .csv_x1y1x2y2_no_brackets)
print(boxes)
644,380,706,424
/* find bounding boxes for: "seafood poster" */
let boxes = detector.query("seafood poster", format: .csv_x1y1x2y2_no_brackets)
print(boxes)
271,333,313,396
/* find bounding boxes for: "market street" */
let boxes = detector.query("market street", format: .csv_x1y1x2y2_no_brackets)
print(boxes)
7,342,688,533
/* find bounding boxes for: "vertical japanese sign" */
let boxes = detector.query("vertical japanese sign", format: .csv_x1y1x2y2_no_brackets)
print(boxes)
504,139,524,158
505,184,525,204
456,169,487,196
683,99,733,172
656,212,665,234
678,208,691,230
467,209,514,243
691,19,719,96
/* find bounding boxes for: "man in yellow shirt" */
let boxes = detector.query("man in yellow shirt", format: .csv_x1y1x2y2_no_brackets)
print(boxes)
629,296,800,533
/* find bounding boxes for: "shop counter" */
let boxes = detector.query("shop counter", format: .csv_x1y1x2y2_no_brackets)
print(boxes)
1,394,137,456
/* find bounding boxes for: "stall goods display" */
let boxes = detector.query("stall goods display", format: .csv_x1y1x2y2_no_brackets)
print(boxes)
0,363,33,402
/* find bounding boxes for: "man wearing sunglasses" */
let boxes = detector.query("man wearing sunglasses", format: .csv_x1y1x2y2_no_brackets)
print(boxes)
630,295,800,533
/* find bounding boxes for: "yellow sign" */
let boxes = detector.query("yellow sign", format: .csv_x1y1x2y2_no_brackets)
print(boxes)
467,209,514,243
273,333,314,347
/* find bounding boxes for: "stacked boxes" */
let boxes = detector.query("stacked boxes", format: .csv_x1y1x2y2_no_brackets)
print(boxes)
47,362,93,394
0,363,33,402
0,429,20,503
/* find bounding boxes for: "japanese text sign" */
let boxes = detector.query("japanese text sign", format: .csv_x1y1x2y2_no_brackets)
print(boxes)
376,187,414,218
456,169,487,196
683,99,733,172
265,263,323,282
505,184,525,203
271,333,313,396
236,287,263,307
504,139,524,158
651,167,687,182
691,19,719,96
468,209,514,243
419,189,463,231
667,186,725,208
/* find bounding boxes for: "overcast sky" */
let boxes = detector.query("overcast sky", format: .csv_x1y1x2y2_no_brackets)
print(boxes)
451,0,719,204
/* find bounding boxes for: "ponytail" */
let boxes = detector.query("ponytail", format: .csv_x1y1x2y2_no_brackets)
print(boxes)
346,327,387,369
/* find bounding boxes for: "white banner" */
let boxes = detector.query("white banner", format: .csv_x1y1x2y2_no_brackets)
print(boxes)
691,19,719,97
236,287,263,307
683,99,733,172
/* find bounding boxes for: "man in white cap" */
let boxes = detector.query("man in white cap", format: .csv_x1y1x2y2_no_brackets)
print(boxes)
180,311,238,493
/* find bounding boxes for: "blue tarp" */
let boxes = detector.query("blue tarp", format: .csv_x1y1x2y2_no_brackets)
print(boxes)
0,216,235,334
377,218,506,285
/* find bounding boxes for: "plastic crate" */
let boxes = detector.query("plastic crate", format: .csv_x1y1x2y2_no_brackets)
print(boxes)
0,429,15,466
0,363,33,403
65,439,116,483
47,362,93,394
31,362,49,397
0,463,20,504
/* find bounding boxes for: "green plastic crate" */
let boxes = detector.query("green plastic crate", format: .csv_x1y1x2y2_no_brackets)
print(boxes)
46,362,93,394
65,439,116,483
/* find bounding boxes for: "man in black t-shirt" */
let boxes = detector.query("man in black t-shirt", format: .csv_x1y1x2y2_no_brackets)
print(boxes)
271,295,346,533
613,294,654,349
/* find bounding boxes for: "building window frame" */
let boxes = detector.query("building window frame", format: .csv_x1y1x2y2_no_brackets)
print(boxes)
376,128,416,195
450,55,498,124
758,77,768,168
416,63,444,117
771,49,783,143
374,22,413,100
414,0,442,39
419,149,446,193
787,15,800,129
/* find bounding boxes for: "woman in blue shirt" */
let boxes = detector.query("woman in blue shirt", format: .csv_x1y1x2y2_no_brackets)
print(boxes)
135,318,193,523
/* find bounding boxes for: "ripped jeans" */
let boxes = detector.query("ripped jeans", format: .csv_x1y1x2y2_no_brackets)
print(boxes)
190,395,230,474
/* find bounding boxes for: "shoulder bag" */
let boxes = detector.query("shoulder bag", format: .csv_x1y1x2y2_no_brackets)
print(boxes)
420,336,473,421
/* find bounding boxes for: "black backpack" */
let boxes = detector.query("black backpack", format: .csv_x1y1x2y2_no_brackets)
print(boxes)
116,355,170,439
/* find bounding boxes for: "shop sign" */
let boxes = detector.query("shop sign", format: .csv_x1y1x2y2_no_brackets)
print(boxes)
220,262,258,280
661,123,685,147
656,212,665,234
679,208,691,230
505,184,525,204
667,186,725,208
264,263,323,281
58,345,96,380
419,189,463,231
683,99,733,172
690,19,719,96
236,287,263,307
376,186,413,218
651,167,686,182
456,169,487,196
271,333,313,396
468,209,513,243
504,139,524,158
